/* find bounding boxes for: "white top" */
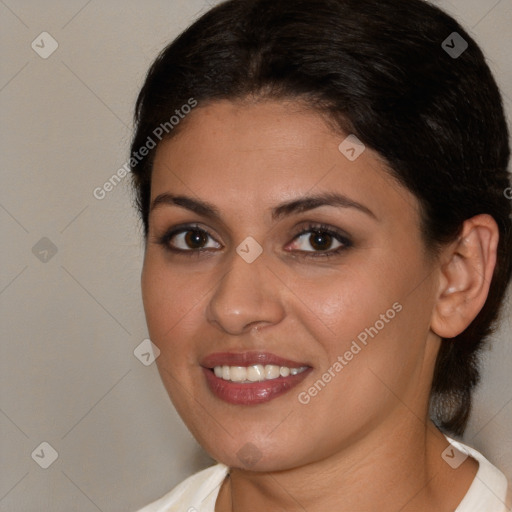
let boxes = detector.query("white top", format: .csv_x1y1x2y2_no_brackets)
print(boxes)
136,438,511,512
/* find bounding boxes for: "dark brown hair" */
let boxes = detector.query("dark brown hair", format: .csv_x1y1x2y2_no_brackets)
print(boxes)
130,0,512,436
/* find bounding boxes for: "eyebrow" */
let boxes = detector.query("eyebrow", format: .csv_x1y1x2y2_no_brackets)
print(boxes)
149,191,377,221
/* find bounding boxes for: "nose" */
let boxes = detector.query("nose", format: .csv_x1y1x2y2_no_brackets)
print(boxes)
206,249,286,335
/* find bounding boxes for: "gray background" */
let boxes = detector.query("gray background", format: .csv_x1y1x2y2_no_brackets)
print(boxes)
0,1,511,511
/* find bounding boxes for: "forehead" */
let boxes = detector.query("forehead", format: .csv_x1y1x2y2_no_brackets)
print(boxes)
150,99,418,223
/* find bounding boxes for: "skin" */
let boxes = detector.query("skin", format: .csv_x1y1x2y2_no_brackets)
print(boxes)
141,99,498,512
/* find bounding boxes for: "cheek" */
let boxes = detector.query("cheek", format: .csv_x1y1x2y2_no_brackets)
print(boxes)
296,262,436,419
293,251,433,383
141,256,206,411
288,263,400,353
141,254,203,354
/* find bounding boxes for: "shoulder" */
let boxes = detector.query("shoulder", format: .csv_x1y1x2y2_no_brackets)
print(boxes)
135,463,229,512
448,437,511,512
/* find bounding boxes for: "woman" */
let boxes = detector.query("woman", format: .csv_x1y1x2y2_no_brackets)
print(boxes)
131,0,512,510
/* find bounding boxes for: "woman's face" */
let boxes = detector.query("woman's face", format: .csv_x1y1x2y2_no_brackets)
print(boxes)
141,99,442,471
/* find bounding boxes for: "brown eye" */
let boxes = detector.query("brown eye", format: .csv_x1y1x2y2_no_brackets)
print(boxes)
308,231,334,251
286,223,353,258
160,226,222,252
184,229,209,249
291,229,344,253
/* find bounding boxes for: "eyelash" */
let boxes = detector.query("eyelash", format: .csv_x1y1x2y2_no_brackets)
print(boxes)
155,222,353,259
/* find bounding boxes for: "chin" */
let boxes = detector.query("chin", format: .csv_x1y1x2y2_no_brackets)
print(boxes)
201,434,306,472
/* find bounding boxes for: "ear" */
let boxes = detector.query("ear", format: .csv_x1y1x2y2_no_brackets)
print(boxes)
431,214,499,339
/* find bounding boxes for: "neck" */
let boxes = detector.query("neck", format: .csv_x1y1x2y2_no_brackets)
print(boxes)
219,420,477,512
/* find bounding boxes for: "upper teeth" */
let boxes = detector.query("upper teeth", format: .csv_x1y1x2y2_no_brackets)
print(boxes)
213,364,307,383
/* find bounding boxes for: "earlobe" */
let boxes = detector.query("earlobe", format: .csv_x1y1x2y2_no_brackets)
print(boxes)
431,214,499,339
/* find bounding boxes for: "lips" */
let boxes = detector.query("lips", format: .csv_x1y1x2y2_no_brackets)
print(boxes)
201,351,312,405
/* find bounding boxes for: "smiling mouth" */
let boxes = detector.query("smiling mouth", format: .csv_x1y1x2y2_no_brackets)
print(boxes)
201,352,312,405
